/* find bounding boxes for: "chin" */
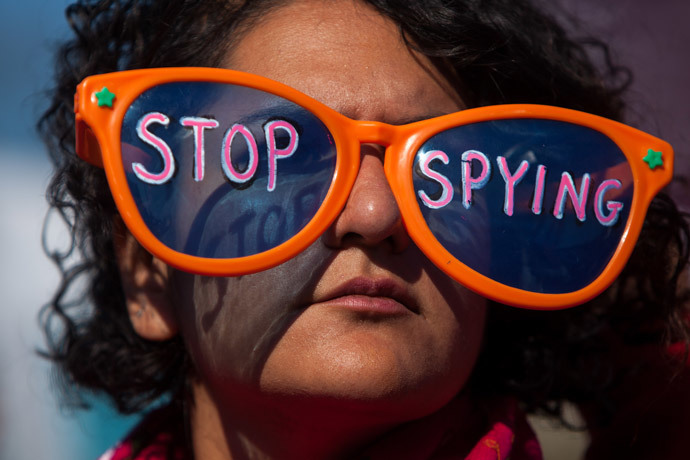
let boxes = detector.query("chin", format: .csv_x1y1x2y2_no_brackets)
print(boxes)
256,323,469,421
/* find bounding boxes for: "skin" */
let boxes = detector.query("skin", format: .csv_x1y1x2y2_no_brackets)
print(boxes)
118,1,487,458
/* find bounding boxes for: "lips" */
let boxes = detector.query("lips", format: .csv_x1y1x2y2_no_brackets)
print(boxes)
315,276,419,315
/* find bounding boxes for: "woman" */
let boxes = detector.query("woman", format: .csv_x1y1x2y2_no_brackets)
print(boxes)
40,0,689,458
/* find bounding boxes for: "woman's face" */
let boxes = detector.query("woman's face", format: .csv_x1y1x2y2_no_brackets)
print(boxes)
170,0,487,423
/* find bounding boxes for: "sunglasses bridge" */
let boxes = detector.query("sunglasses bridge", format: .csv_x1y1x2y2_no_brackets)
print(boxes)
347,120,400,147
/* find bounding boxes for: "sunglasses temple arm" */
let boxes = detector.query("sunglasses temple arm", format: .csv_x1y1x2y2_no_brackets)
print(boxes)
75,111,104,168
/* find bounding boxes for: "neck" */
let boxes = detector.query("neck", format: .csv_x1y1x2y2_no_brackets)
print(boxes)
189,381,483,460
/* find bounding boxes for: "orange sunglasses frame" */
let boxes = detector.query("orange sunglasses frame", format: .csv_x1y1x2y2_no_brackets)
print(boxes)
75,67,673,310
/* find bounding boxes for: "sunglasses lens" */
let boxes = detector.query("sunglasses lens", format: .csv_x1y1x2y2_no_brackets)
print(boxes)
413,119,634,294
121,82,337,258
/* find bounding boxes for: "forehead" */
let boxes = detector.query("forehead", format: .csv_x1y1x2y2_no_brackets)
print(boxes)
223,0,463,122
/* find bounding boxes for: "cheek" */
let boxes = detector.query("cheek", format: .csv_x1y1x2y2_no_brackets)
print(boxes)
403,269,487,405
435,286,487,396
422,267,487,385
170,241,334,385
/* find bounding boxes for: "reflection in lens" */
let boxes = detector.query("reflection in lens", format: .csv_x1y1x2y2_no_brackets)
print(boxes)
121,82,337,259
413,119,633,294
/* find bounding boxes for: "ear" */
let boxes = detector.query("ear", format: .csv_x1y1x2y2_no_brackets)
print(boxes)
113,222,178,341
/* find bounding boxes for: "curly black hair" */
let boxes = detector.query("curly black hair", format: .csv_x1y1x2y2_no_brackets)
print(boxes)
39,0,689,436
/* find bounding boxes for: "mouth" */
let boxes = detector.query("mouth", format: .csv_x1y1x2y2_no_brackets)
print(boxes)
314,276,419,316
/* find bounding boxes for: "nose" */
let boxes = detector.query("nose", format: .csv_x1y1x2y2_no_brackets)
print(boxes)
322,144,411,252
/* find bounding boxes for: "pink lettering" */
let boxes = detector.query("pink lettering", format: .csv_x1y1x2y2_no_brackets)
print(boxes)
180,116,220,182
265,120,299,192
461,150,491,209
532,165,547,215
133,112,175,184
222,124,259,183
554,172,591,221
497,156,529,216
594,179,624,226
417,150,453,209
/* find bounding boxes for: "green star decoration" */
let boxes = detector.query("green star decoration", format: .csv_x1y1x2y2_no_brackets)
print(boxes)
94,87,116,108
643,149,664,169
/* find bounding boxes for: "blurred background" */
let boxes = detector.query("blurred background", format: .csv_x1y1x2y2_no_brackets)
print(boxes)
0,1,140,459
0,1,687,459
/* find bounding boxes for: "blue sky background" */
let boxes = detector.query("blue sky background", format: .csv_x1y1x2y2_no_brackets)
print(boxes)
0,1,139,459
0,1,70,149
0,1,688,459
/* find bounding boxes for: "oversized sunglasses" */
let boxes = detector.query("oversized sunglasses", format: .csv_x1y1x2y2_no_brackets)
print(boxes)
74,67,673,309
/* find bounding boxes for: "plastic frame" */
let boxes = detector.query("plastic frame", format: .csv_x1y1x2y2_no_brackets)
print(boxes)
74,67,673,309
